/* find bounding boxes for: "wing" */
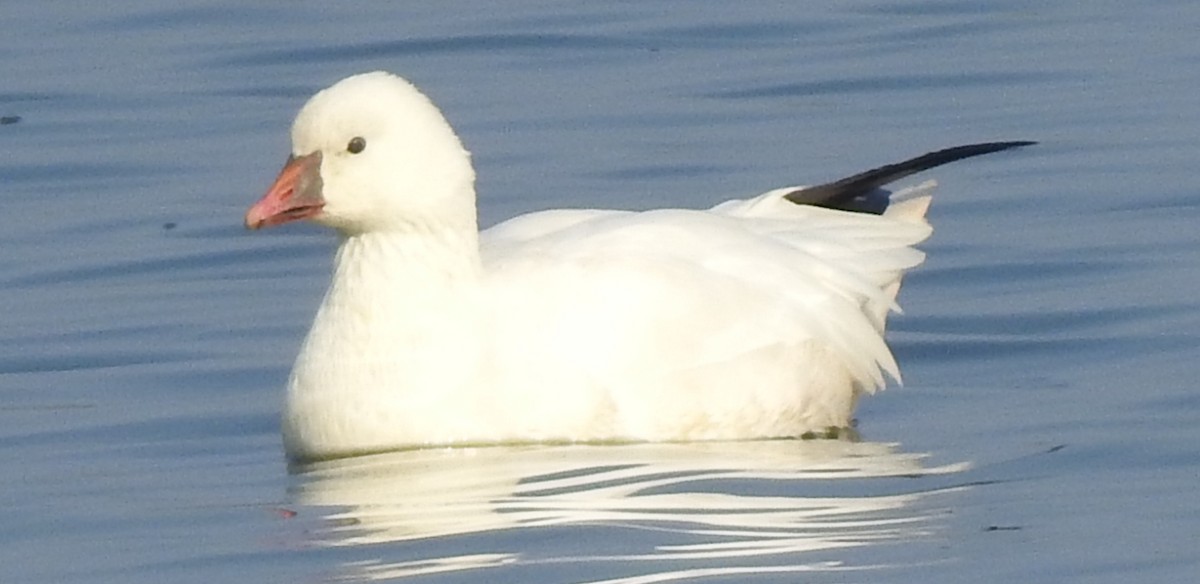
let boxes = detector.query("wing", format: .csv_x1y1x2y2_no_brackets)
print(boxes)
784,141,1035,214
481,188,933,398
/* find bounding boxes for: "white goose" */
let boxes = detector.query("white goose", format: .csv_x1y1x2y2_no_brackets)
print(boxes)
246,71,1031,462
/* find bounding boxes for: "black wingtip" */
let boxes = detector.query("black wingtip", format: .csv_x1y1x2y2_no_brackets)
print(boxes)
785,140,1036,214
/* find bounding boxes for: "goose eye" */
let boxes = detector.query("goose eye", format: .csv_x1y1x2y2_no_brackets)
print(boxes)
347,136,366,154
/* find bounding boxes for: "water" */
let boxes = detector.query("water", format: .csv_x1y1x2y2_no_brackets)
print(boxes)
2,2,1198,582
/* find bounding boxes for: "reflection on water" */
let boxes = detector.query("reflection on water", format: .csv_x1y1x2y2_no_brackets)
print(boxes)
290,441,967,583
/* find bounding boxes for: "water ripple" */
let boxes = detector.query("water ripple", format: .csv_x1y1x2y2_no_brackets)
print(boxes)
215,34,646,68
291,442,967,582
710,71,1067,99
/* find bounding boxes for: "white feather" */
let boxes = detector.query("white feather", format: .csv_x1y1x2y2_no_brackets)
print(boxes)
265,72,938,461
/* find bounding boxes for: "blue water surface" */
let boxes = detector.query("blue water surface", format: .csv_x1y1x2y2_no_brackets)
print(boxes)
2,2,1198,583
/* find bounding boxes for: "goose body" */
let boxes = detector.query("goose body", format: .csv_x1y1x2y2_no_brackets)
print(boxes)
245,71,1031,461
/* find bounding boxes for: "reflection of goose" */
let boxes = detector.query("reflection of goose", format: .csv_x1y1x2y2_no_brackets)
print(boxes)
246,71,1033,461
291,441,966,582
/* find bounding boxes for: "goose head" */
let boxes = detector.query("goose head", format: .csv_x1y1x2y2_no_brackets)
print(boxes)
246,72,476,235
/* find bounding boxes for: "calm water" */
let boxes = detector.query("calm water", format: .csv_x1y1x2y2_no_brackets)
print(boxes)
3,2,1198,583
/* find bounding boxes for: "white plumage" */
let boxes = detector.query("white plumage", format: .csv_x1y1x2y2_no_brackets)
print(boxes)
244,71,1029,461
